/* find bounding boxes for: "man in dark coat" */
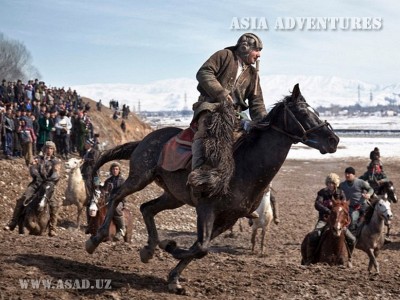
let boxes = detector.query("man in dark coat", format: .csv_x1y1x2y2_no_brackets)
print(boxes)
188,33,268,196
4,141,61,236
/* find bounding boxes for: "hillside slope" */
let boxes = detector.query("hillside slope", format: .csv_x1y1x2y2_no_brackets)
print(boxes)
82,97,152,148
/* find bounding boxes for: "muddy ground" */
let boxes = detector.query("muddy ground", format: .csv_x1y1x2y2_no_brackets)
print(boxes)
0,155,399,300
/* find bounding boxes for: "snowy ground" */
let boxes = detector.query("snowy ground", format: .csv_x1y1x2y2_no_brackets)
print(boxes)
289,115,399,160
147,115,399,161
288,136,398,160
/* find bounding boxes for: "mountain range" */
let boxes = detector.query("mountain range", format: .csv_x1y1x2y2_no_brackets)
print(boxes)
72,75,400,112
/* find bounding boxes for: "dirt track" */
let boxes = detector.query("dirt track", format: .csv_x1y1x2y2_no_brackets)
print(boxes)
1,156,399,299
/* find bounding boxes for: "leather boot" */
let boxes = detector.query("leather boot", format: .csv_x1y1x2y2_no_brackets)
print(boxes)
4,197,25,231
303,230,320,265
187,138,206,194
345,229,356,267
270,194,280,224
113,215,126,241
303,243,316,266
48,207,58,237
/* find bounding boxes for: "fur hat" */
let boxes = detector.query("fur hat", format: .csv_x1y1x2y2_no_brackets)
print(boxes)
325,173,340,186
44,141,57,151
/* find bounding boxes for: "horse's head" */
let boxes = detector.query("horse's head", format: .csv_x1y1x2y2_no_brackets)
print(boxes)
65,158,83,172
269,84,339,154
379,181,398,204
88,189,101,217
328,199,351,237
375,198,393,226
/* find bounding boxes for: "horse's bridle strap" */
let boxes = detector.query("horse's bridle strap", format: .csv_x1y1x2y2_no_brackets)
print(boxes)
271,102,331,142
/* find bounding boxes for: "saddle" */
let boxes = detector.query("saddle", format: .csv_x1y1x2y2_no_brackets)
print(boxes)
158,127,195,171
158,126,247,172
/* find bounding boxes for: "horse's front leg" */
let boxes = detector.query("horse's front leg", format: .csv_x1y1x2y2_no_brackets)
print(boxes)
139,194,184,263
161,201,215,260
167,257,194,294
85,197,120,254
366,248,379,274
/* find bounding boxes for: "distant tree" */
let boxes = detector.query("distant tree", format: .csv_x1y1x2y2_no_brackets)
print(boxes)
0,33,41,81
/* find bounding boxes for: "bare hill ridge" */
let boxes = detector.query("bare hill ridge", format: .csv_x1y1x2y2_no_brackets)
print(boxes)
82,97,152,148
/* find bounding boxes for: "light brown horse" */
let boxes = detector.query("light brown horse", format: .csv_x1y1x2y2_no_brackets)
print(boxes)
302,200,351,266
87,189,133,243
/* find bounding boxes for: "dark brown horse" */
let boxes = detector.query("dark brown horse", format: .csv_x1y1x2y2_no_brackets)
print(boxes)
87,189,133,243
301,200,351,266
85,84,339,293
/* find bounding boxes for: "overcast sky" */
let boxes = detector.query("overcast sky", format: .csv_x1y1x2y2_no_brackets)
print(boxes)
1,0,399,87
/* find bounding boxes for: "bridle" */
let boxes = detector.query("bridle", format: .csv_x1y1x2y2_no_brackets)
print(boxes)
271,101,332,143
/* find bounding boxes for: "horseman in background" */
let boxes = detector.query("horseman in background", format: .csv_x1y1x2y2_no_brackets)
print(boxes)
3,141,61,236
303,173,356,265
339,167,374,233
102,162,126,241
359,159,389,194
188,33,268,202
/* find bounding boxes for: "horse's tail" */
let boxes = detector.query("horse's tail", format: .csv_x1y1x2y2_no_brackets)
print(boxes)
89,141,140,194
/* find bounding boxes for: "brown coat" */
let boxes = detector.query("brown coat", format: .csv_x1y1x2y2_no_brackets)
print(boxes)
193,47,267,121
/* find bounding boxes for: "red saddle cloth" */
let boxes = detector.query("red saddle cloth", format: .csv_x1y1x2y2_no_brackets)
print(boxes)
158,127,195,171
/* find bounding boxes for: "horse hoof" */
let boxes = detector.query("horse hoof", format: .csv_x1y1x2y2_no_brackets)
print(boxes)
168,282,186,295
159,240,177,253
85,238,98,254
140,246,154,263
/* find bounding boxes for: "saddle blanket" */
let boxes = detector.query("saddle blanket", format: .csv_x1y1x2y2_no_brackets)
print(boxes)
158,127,195,171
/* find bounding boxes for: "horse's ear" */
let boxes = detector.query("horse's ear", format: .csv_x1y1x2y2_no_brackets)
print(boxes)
292,83,301,100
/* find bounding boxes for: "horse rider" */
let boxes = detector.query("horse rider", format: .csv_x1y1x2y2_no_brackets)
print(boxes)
188,33,268,200
303,173,356,265
359,159,389,194
102,162,126,241
81,138,101,232
369,147,381,164
3,141,61,236
359,160,392,244
339,167,374,233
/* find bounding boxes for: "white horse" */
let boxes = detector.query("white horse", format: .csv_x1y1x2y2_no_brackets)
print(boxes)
250,188,274,255
64,158,87,229
355,198,393,274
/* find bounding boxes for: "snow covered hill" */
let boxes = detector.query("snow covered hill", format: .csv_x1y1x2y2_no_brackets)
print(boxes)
72,75,400,112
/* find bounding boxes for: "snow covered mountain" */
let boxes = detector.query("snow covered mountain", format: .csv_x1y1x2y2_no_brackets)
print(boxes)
72,75,400,112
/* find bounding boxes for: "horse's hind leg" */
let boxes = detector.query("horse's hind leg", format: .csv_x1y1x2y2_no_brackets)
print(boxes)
140,194,183,263
251,228,257,252
76,205,83,230
260,228,266,255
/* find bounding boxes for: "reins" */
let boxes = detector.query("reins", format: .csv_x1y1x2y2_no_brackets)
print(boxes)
270,101,332,143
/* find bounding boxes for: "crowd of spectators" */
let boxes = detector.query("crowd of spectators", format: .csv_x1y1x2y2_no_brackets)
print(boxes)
0,78,96,163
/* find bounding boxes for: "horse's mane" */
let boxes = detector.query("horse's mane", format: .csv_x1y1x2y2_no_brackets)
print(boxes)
233,97,288,151
251,98,288,131
376,181,393,195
